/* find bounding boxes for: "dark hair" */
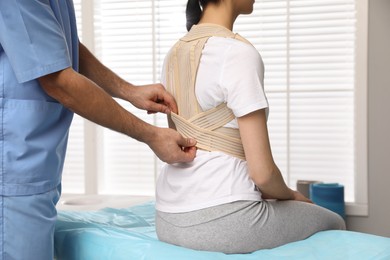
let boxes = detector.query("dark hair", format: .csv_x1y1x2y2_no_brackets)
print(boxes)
186,0,220,31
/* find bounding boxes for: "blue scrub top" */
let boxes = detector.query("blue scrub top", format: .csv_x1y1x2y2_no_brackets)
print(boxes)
0,0,79,196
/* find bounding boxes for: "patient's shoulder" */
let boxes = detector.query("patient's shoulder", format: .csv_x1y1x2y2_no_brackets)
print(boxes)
208,36,259,56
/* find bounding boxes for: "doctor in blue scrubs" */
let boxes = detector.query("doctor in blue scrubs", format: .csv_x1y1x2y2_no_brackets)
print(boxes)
0,0,197,259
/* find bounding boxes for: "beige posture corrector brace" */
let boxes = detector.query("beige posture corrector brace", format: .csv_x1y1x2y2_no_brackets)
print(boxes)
165,24,252,160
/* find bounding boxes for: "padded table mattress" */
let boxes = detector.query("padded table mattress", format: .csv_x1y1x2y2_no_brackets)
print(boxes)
55,201,390,260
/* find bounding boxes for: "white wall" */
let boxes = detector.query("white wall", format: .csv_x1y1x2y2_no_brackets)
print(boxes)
346,0,390,237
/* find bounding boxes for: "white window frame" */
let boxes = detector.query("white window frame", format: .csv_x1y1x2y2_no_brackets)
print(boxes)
347,0,368,216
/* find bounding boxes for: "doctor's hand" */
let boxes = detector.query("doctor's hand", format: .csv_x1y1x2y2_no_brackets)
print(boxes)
147,127,197,164
125,83,178,114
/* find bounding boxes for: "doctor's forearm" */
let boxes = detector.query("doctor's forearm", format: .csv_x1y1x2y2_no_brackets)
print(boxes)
39,67,157,143
78,42,133,99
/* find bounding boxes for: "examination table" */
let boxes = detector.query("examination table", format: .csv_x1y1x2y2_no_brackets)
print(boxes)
55,201,390,260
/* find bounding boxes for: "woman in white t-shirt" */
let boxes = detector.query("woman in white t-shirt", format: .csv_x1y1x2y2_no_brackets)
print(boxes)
155,0,345,253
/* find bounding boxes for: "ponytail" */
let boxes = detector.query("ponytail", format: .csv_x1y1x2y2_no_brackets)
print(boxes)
185,0,221,31
186,0,202,31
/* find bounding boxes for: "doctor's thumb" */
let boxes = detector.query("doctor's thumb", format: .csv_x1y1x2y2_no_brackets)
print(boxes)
179,137,197,148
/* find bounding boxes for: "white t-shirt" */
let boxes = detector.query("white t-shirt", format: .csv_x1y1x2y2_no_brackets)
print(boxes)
156,36,269,213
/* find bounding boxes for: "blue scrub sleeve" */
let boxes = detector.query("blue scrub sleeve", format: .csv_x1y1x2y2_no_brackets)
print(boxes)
0,0,72,83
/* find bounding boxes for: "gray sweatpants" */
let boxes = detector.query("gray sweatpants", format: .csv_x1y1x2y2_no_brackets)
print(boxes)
156,200,346,254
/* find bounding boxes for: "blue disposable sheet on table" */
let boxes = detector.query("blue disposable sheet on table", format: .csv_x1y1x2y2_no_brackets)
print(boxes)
55,201,390,260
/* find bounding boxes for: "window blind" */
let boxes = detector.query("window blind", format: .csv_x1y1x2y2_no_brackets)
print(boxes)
63,0,362,205
92,0,186,196
235,0,356,201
